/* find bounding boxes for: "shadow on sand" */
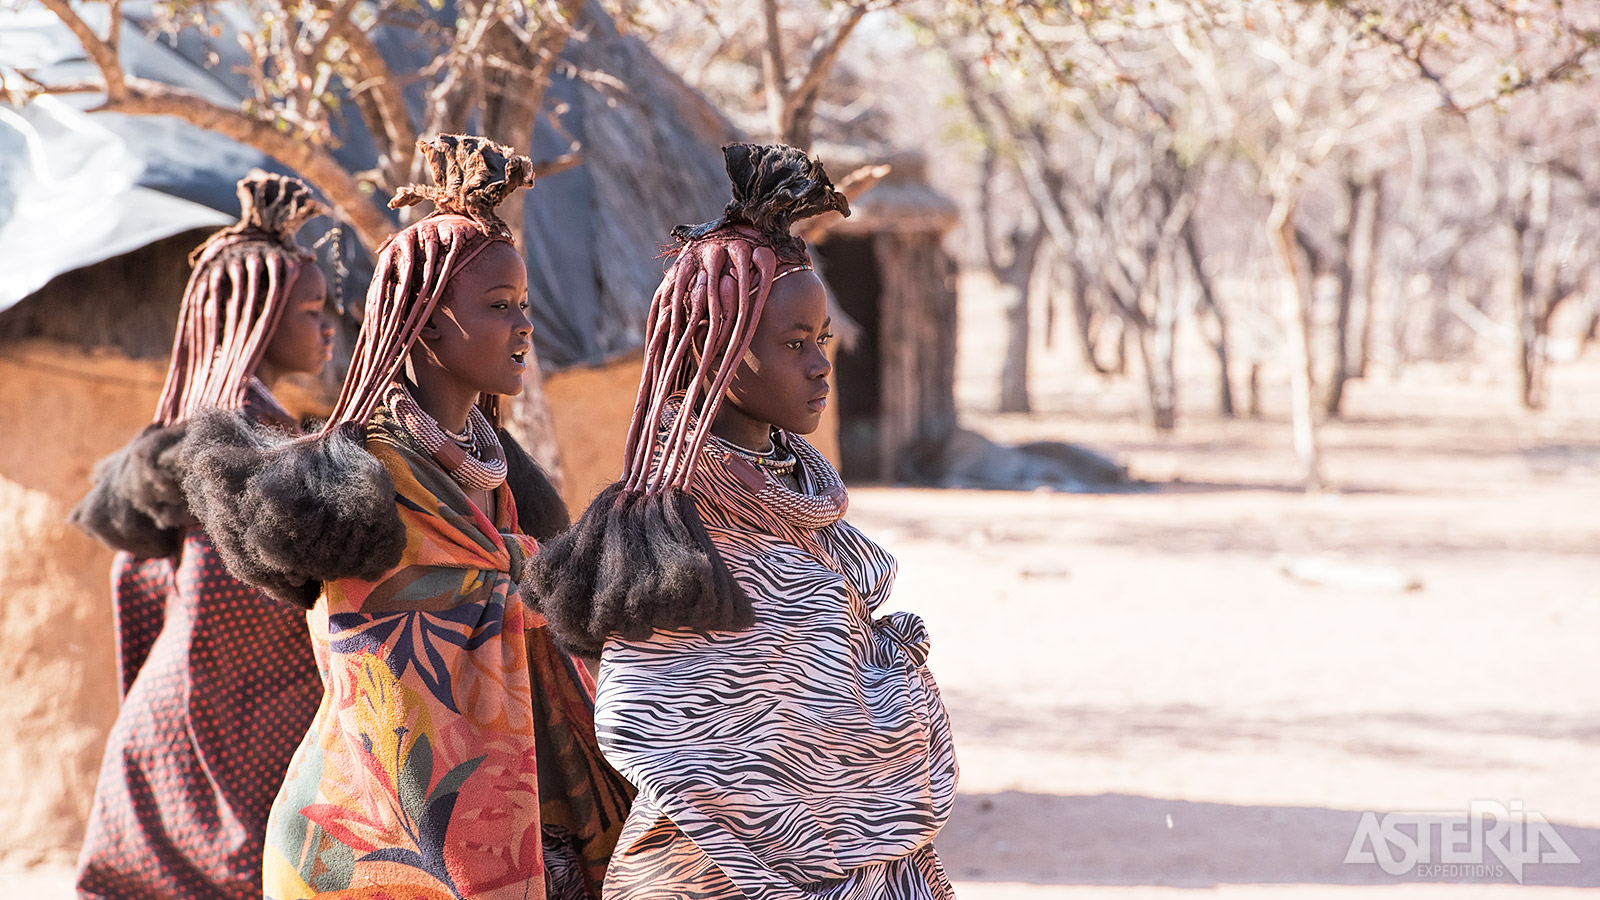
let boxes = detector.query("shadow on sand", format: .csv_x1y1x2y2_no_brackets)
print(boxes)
936,791,1600,888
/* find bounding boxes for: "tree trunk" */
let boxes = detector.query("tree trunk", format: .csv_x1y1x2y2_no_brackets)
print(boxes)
1511,161,1552,410
1247,363,1262,418
480,21,574,478
1136,331,1178,431
998,284,1032,413
1068,259,1113,376
1269,196,1323,493
1139,259,1179,432
1325,174,1359,417
997,230,1044,413
1182,218,1234,417
1353,176,1384,378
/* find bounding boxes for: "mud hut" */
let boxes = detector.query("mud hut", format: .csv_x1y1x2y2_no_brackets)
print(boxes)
0,0,777,861
813,151,962,482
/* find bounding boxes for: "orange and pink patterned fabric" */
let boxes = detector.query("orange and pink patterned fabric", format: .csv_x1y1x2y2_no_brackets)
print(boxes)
263,408,630,900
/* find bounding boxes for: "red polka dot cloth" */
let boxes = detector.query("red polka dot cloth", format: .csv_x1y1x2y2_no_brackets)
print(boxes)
75,529,321,900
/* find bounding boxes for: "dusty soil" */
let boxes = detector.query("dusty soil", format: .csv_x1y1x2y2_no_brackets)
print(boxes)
881,278,1600,898
9,301,1600,897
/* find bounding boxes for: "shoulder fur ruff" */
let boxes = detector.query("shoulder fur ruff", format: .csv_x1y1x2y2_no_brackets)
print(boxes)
71,422,198,559
181,409,407,609
522,484,752,658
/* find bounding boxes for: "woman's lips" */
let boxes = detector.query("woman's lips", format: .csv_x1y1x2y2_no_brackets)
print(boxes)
808,397,827,412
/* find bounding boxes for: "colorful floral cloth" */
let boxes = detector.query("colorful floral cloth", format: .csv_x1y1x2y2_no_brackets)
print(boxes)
596,434,958,899
263,409,630,900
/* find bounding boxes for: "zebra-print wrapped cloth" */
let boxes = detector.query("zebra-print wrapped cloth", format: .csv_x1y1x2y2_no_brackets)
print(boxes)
565,430,958,899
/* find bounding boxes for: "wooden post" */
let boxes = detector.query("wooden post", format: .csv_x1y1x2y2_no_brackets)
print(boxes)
874,231,959,482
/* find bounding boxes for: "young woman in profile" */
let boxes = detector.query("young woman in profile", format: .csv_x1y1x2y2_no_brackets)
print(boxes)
72,172,333,900
529,143,958,900
182,135,631,900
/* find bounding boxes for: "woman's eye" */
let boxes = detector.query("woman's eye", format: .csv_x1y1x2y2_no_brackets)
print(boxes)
818,333,833,346
786,340,803,351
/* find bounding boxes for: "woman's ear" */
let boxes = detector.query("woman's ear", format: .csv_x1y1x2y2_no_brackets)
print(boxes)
419,315,441,342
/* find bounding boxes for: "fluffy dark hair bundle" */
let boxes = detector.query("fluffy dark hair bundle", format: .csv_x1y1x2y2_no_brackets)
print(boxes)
671,142,850,260
523,485,751,659
71,422,198,559
181,410,408,609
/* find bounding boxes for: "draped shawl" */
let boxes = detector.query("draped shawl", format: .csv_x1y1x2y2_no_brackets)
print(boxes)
76,389,321,900
263,409,631,900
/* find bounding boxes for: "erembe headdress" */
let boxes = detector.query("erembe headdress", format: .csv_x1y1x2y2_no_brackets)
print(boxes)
528,143,850,657
154,172,322,426
73,172,323,560
323,133,534,433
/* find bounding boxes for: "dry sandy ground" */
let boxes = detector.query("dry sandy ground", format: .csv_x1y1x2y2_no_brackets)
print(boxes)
11,333,1600,898
893,293,1600,898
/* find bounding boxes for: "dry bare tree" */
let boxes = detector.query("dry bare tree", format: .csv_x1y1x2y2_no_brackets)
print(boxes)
17,0,596,470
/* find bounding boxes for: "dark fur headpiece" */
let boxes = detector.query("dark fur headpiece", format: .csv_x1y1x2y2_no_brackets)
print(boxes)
671,142,850,261
70,422,199,559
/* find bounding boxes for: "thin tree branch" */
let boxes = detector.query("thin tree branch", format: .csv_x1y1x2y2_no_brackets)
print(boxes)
783,3,869,120
37,0,125,99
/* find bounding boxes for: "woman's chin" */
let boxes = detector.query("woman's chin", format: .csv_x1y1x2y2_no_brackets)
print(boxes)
784,413,824,436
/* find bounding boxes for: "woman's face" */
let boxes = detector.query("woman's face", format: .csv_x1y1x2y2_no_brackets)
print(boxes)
261,263,334,377
723,269,833,435
420,240,532,398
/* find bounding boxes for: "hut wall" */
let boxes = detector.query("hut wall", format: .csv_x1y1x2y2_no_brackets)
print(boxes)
0,342,165,861
542,356,642,508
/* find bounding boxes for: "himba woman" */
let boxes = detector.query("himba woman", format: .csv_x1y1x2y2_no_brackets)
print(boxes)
527,142,958,899
179,134,632,900
71,171,334,900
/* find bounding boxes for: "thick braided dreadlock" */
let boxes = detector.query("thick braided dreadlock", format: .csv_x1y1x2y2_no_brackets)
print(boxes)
526,143,848,657
180,135,564,609
72,172,322,559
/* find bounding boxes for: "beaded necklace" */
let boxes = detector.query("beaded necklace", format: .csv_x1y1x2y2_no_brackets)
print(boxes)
708,431,797,476
384,381,507,491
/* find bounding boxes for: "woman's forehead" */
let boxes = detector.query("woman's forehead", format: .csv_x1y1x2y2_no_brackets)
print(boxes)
761,270,828,325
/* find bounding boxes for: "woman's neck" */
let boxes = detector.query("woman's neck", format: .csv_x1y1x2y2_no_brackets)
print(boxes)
710,399,774,452
252,360,285,395
406,359,478,434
